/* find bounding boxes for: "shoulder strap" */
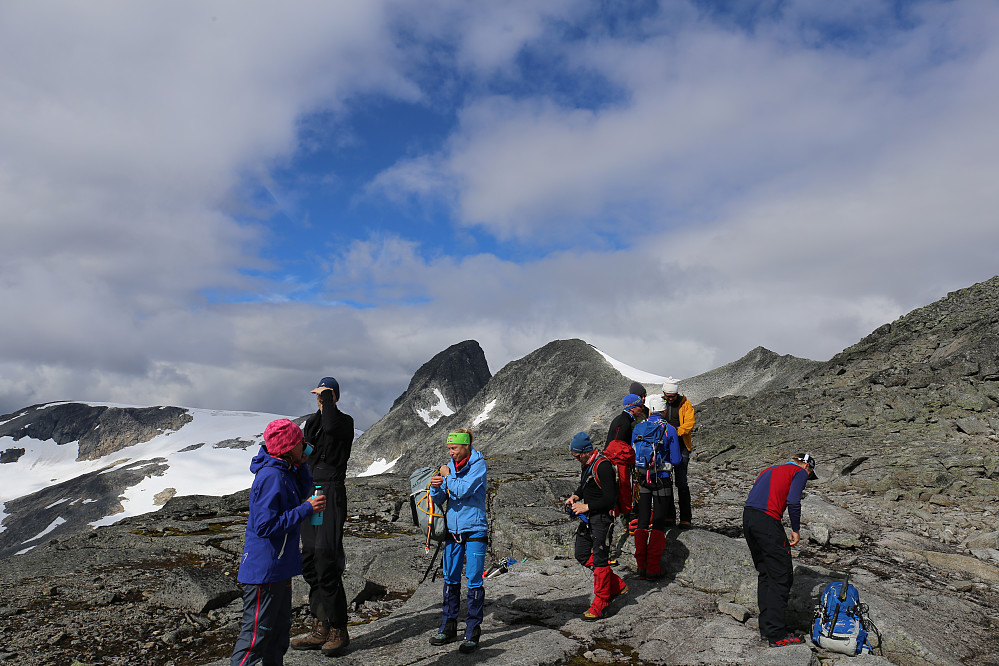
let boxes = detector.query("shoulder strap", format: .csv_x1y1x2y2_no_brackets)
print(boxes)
582,453,610,488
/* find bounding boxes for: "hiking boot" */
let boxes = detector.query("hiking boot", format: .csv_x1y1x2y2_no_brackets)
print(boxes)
429,621,457,646
678,520,691,529
611,583,628,600
636,568,646,580
458,626,480,654
640,571,657,581
582,609,601,622
321,626,349,656
769,634,805,647
290,618,329,651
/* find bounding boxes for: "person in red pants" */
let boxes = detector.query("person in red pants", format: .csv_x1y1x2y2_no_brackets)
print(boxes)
630,394,683,580
565,432,628,621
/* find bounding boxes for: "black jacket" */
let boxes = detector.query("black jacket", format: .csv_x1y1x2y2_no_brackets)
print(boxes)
605,410,636,446
303,391,354,483
574,453,618,515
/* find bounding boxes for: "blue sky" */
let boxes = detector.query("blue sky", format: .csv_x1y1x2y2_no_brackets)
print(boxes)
2,0,999,428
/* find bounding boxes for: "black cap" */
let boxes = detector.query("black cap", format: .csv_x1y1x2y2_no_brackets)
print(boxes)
799,453,818,480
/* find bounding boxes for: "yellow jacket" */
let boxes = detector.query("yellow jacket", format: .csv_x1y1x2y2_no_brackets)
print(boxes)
664,395,695,451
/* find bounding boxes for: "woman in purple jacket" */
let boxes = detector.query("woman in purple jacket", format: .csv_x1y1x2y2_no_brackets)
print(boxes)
230,419,325,666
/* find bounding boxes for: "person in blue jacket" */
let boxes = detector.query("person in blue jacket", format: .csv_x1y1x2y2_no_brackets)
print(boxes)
428,429,488,653
630,394,683,580
230,419,326,666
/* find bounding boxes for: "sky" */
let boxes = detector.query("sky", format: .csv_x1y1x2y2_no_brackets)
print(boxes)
2,0,998,429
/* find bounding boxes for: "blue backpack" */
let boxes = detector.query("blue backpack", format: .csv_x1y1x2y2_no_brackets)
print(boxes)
631,419,678,483
811,579,881,655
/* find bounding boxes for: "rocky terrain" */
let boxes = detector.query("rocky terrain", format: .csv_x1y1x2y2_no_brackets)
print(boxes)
2,276,999,665
675,346,821,406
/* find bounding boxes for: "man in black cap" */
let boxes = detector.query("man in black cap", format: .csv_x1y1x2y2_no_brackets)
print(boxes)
291,377,355,655
742,453,818,647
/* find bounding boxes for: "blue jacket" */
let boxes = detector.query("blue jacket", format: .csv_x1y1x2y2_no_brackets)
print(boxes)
237,446,314,584
430,447,488,538
631,415,683,481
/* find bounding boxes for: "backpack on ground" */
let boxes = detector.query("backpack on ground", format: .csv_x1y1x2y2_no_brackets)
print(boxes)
811,578,882,655
632,420,672,482
409,466,448,550
592,440,636,517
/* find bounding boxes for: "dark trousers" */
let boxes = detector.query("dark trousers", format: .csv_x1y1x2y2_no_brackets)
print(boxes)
743,507,793,640
231,580,291,666
301,481,348,628
635,480,673,530
574,512,614,568
670,449,691,522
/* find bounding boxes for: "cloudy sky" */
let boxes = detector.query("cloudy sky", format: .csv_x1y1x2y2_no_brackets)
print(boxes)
2,0,998,429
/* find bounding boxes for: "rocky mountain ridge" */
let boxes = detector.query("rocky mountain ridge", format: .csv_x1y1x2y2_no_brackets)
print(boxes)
348,340,491,475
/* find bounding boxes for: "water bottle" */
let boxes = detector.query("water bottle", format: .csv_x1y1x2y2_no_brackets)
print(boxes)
311,485,324,526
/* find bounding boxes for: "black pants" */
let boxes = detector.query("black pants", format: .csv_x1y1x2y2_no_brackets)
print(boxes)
574,512,614,568
742,507,793,640
301,481,348,628
670,449,691,523
230,580,291,666
635,479,673,530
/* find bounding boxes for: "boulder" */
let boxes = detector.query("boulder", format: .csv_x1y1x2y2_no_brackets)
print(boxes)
150,567,240,613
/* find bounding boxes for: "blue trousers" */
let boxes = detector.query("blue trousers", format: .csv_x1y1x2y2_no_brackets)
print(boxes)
440,536,487,640
442,537,487,588
231,580,291,666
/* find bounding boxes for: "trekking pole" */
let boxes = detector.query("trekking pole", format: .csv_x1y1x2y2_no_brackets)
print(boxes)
838,573,850,602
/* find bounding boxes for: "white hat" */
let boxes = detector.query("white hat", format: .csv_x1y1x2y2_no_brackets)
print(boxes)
646,394,666,413
661,377,679,394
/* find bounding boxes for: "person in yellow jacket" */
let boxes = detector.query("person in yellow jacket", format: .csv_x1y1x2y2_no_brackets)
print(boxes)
660,377,695,527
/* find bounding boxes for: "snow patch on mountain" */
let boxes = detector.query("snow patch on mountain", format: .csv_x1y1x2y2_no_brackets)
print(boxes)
415,388,454,426
24,516,66,544
0,403,288,533
472,399,497,427
357,456,401,477
593,346,670,384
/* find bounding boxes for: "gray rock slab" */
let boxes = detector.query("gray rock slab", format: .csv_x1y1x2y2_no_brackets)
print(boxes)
667,529,757,599
802,496,871,537
151,566,240,613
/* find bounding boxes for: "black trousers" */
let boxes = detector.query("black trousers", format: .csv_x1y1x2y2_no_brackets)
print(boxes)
742,507,793,640
574,512,614,568
670,449,691,523
301,480,348,628
635,479,673,530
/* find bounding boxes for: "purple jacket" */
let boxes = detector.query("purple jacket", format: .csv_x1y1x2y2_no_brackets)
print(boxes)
236,446,314,584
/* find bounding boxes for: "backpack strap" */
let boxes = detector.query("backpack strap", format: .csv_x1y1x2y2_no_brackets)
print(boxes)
419,540,445,584
582,453,612,489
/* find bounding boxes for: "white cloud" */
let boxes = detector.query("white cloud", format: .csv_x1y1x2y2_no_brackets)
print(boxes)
2,1,998,433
